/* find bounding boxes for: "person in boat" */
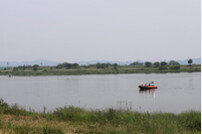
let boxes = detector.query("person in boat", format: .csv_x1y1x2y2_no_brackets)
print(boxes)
144,83,147,86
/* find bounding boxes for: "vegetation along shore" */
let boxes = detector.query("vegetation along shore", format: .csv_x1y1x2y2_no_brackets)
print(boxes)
0,99,200,134
0,59,201,76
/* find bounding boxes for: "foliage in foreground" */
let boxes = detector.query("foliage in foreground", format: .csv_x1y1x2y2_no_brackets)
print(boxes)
0,99,200,134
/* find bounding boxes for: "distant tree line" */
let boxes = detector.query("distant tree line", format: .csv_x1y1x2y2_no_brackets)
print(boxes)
9,59,194,71
130,60,181,70
12,64,41,71
54,60,182,70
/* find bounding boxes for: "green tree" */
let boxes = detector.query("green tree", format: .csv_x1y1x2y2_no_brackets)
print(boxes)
96,63,101,69
160,61,167,66
130,61,143,66
56,62,79,69
72,63,79,68
113,63,118,70
153,62,160,68
33,64,39,71
12,67,18,72
96,63,109,69
23,65,26,70
169,60,180,66
145,61,152,67
188,59,192,66
63,63,72,69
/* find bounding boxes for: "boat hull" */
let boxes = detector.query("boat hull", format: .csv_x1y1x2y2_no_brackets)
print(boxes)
139,85,157,89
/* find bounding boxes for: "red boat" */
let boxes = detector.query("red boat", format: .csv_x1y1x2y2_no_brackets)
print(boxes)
139,82,157,89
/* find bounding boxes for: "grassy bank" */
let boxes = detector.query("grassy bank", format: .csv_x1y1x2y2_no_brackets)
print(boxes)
0,65,200,76
0,99,200,133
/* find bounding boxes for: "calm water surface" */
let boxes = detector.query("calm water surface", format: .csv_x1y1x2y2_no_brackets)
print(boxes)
0,72,200,113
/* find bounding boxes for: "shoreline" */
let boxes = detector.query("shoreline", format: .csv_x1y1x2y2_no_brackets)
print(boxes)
0,71,200,77
0,68,201,76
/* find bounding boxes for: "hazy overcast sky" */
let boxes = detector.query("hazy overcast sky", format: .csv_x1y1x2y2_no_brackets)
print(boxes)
0,0,200,62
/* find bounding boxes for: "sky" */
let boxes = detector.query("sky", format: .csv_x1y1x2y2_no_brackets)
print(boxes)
0,0,200,62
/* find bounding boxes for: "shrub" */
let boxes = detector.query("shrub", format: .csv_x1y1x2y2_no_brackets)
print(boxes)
170,65,180,70
159,66,167,70
145,62,152,67
160,62,167,66
153,62,160,67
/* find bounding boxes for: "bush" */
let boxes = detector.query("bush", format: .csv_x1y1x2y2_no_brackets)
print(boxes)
43,69,48,72
56,63,79,69
159,66,168,70
145,62,152,67
33,64,39,71
160,62,167,66
169,60,180,66
13,67,18,71
153,62,160,67
96,63,110,69
170,65,180,70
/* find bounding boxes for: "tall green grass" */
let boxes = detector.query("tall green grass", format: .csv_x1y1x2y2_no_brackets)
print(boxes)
0,99,200,133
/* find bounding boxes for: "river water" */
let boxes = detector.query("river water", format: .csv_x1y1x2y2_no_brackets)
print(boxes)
0,72,200,113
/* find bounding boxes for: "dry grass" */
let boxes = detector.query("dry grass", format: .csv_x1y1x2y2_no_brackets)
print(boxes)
0,114,75,134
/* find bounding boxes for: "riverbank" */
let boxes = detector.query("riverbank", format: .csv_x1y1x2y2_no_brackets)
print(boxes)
0,65,200,76
0,99,200,134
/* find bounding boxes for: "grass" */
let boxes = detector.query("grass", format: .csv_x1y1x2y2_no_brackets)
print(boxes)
0,99,200,133
0,65,200,76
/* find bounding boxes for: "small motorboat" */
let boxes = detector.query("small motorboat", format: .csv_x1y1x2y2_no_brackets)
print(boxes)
139,81,157,90
139,85,157,89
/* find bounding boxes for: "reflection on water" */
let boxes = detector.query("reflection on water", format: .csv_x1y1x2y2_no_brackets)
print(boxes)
139,89,157,99
139,89,157,94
